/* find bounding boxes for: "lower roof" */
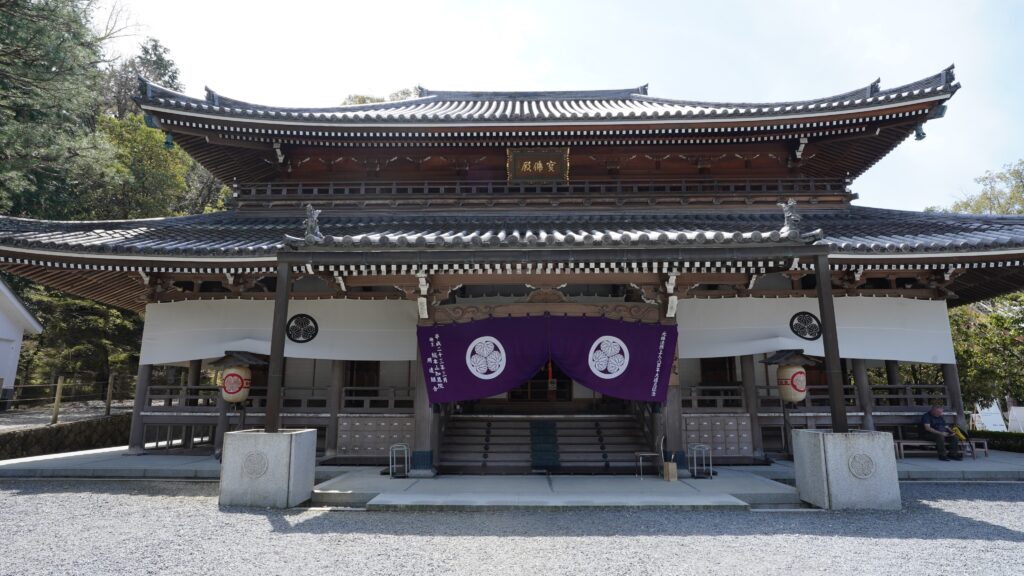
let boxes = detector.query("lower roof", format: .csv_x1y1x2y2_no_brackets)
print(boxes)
1,206,1024,261
1,205,1023,312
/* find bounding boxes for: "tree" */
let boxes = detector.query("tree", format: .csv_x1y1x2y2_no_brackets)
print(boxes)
101,37,228,216
950,160,1024,215
16,282,141,388
92,113,190,219
938,160,1024,407
342,87,418,105
0,0,124,217
103,37,181,119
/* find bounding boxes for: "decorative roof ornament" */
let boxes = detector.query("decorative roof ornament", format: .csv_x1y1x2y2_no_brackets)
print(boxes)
284,204,326,247
778,198,824,243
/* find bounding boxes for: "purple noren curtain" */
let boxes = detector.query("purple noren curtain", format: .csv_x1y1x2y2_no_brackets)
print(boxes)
417,316,676,403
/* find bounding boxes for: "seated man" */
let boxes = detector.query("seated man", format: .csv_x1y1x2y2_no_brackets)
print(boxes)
921,405,963,461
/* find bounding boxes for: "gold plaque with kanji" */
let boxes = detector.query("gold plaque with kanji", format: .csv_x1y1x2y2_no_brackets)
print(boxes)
507,148,569,182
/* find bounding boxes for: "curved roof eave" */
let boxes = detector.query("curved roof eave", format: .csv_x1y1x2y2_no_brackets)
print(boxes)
134,66,959,128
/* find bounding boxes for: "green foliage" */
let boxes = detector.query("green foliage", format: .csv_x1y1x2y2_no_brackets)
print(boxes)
103,37,181,119
14,281,141,384
965,430,1024,453
101,37,227,216
342,87,418,105
947,300,1024,406
950,160,1024,215
938,160,1024,406
93,113,190,218
0,2,227,388
0,0,121,218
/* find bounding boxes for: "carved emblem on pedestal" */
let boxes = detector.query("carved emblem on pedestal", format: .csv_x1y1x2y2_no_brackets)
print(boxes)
242,450,269,479
848,453,876,479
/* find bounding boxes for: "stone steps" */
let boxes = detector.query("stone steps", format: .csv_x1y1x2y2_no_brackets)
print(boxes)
438,415,654,475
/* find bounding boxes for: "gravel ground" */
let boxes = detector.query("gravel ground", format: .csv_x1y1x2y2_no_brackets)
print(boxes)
0,401,132,433
0,480,1021,576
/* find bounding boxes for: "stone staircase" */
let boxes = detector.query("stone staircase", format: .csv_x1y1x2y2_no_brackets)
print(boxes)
438,415,654,475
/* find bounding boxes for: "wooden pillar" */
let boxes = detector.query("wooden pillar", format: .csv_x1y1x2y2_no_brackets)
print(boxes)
814,253,849,433
183,359,202,448
663,357,682,454
740,354,764,457
128,364,153,453
50,376,65,425
851,359,875,431
411,347,436,475
942,363,967,428
104,373,115,416
265,261,292,433
214,393,228,456
326,360,344,457
884,360,900,386
186,360,202,396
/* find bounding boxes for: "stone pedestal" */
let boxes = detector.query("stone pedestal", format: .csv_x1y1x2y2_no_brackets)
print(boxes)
219,429,316,508
792,429,900,510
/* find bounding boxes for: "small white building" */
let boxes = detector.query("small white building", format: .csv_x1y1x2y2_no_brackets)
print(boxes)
0,278,43,409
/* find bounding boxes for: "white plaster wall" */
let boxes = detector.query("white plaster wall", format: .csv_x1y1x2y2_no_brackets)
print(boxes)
140,299,418,365
0,311,25,389
677,297,955,364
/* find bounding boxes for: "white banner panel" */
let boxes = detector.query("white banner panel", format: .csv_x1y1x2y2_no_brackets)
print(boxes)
140,299,418,365
676,297,955,364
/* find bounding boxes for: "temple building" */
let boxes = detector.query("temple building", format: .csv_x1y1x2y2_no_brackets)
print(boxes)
1,65,1021,473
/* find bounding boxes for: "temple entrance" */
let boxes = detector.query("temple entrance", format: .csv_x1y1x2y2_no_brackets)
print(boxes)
461,361,629,416
508,362,572,402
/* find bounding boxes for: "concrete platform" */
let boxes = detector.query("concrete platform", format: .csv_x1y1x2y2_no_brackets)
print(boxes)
731,449,1024,482
0,446,221,479
3,446,1020,511
311,467,794,510
0,445,349,482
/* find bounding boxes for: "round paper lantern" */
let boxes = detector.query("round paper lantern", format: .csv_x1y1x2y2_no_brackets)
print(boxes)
776,364,807,403
220,366,252,403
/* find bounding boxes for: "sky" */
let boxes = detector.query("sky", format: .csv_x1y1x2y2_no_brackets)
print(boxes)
99,0,1024,212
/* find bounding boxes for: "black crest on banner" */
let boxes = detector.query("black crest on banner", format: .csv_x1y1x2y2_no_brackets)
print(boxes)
287,314,319,343
789,311,822,341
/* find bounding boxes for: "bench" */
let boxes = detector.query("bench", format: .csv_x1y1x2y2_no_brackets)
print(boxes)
894,438,989,460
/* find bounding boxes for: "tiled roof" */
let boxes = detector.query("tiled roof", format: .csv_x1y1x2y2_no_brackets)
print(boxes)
1,205,1022,260
136,66,958,125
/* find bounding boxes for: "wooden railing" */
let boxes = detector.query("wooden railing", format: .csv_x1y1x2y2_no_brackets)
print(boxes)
342,386,414,412
869,384,948,410
681,381,947,413
233,178,849,206
756,382,859,411
145,383,220,411
681,382,746,412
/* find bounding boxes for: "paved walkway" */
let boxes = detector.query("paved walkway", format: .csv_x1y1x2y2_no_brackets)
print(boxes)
311,467,796,510
4,445,1021,481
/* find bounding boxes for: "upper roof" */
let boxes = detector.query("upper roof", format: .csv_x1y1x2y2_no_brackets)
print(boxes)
137,66,959,125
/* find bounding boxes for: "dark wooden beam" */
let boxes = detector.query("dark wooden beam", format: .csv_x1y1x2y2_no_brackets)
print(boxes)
264,260,291,434
814,254,848,433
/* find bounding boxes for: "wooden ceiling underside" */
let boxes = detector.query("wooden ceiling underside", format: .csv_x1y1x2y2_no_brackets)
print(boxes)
0,264,147,313
2,260,1018,315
